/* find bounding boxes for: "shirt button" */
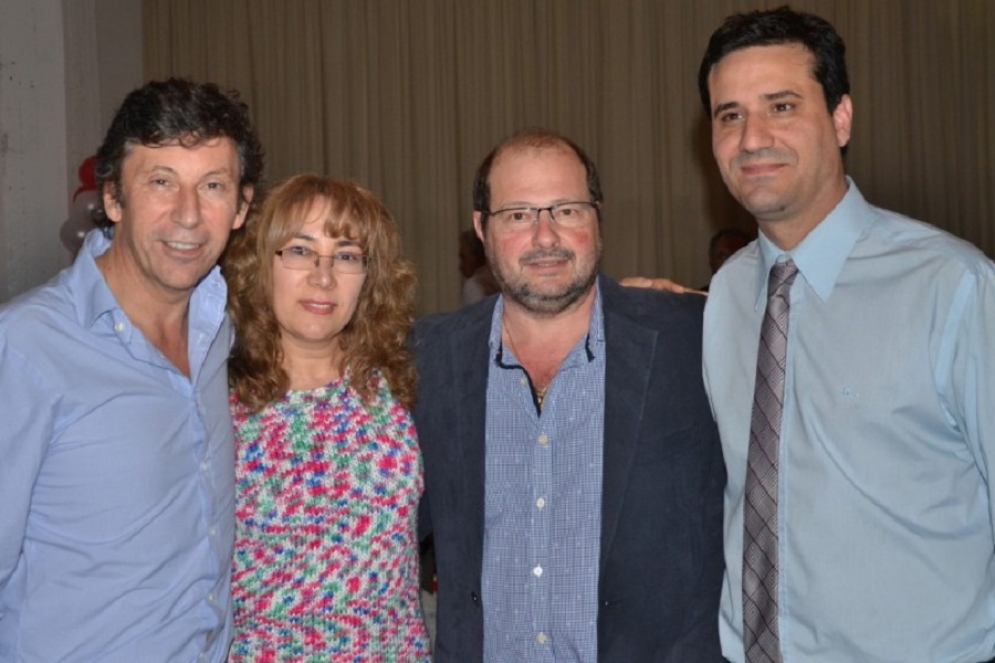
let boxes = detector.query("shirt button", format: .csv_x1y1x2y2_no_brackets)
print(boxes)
538,434,548,446
200,461,209,472
208,592,215,603
536,497,546,510
209,526,217,537
114,321,125,333
536,632,548,644
533,566,543,578
519,377,528,387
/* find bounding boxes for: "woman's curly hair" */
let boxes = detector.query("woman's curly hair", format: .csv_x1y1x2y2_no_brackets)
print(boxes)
223,174,417,412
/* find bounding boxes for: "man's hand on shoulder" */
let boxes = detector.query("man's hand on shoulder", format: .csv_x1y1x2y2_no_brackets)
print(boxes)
620,276,706,296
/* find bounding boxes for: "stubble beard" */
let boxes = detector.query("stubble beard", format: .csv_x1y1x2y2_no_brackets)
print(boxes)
488,244,600,317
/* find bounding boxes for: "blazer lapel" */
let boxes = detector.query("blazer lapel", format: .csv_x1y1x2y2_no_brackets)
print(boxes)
599,283,657,576
450,301,496,574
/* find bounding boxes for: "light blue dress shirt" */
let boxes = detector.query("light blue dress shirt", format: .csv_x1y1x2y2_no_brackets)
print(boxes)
704,180,995,663
481,290,606,663
0,230,235,662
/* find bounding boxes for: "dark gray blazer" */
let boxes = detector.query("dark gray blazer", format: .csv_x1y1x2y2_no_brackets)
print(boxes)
413,275,724,663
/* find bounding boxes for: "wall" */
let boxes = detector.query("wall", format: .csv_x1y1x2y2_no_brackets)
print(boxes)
142,0,995,313
0,0,142,303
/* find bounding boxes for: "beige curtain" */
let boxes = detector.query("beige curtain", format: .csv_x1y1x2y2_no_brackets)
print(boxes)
144,0,995,314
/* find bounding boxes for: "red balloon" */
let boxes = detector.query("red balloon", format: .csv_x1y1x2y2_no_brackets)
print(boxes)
73,156,98,201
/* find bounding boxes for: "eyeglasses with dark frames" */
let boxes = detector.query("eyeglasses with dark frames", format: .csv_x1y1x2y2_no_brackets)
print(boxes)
487,200,599,233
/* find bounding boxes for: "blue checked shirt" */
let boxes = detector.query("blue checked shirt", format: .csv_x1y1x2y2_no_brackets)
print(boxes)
481,290,606,663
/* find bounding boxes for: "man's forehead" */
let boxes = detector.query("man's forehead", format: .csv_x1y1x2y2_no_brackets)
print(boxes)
493,143,575,166
712,43,816,79
489,145,586,188
121,136,240,169
708,44,820,104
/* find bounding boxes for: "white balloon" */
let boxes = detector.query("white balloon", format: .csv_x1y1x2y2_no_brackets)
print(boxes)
60,190,101,256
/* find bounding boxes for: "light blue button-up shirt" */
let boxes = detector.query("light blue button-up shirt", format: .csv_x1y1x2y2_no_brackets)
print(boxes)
704,180,995,663
0,230,235,662
482,290,606,663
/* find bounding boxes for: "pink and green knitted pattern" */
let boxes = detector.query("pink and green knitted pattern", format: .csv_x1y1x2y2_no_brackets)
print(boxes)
229,371,430,662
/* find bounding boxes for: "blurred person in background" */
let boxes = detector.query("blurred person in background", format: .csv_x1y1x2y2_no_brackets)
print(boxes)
460,228,499,306
704,227,752,290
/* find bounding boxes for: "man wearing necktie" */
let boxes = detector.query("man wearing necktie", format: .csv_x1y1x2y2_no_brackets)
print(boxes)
699,7,995,663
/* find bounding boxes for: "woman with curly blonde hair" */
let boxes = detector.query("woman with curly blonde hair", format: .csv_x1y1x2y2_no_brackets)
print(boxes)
223,174,429,661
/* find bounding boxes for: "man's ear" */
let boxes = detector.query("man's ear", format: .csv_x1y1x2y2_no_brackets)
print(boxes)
833,94,853,148
234,186,254,230
473,211,485,242
102,184,123,224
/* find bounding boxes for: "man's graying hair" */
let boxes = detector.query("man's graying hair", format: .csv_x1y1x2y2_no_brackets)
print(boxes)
472,128,603,228
94,78,264,229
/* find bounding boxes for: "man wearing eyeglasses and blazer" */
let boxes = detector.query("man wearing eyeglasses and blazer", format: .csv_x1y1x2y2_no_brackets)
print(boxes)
412,128,725,663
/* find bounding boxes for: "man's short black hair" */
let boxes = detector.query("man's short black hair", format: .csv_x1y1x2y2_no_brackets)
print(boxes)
94,78,264,229
698,6,850,117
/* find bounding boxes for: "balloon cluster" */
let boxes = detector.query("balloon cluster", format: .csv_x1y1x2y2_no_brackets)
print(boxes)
60,156,100,256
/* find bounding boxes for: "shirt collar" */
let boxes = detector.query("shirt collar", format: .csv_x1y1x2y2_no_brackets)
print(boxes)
72,229,122,329
488,281,604,364
754,177,870,307
71,229,229,336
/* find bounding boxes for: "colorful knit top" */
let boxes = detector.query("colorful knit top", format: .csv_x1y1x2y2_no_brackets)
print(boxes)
229,371,431,662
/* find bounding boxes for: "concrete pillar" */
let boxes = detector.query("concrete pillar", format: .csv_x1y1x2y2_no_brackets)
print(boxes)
0,0,69,302
0,0,141,303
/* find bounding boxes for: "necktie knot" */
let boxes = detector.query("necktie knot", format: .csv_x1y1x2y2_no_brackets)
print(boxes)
768,259,799,303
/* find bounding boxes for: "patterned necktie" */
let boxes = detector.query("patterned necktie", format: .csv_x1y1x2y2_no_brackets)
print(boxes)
743,259,798,663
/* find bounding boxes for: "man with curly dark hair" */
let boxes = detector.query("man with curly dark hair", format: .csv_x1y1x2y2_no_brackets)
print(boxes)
0,78,262,661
